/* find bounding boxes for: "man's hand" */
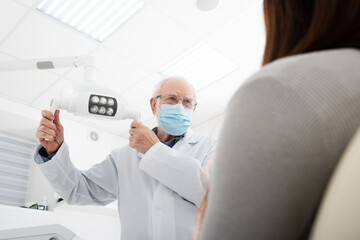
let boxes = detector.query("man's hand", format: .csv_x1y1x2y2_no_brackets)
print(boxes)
36,110,64,156
129,121,160,154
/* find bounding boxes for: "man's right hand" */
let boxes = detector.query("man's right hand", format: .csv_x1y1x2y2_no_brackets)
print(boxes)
36,110,64,156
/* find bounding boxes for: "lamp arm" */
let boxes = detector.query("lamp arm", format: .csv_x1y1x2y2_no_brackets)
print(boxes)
0,55,96,76
0,55,97,82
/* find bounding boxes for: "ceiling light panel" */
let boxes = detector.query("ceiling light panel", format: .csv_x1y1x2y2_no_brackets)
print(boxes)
37,0,144,42
158,43,239,91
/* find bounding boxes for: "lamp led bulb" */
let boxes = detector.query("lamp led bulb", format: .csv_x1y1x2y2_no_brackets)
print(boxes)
99,97,107,105
90,96,99,104
106,108,114,115
90,105,98,113
107,98,115,106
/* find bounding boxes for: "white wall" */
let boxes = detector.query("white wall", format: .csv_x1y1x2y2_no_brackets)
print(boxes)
192,113,224,138
61,116,129,170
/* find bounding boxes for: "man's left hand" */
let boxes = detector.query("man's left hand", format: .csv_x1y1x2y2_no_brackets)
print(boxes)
129,121,160,154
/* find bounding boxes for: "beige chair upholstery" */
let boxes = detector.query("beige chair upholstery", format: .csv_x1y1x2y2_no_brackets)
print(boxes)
310,128,360,240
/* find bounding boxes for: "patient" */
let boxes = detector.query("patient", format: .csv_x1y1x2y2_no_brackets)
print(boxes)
198,0,360,239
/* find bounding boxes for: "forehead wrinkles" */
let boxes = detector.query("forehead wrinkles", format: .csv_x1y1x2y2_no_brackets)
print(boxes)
160,85,195,98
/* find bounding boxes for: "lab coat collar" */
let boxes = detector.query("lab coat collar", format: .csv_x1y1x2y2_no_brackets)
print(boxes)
138,152,144,158
137,129,201,159
183,129,202,144
152,127,201,144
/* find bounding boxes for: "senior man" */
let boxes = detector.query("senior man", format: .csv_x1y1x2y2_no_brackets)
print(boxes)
34,77,217,240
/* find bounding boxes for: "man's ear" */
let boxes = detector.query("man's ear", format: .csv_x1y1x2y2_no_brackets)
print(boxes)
150,98,157,115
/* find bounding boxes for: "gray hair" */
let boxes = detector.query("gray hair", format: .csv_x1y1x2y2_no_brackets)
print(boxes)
152,76,197,99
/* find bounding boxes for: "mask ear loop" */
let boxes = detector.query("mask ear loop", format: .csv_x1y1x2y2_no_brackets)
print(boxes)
155,97,162,118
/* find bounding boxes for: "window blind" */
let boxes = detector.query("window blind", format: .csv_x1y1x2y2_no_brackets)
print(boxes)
0,133,35,207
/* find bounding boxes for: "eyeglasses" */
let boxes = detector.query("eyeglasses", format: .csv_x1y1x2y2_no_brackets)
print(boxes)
156,93,197,109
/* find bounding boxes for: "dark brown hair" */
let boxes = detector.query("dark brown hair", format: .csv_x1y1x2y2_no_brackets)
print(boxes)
263,0,360,65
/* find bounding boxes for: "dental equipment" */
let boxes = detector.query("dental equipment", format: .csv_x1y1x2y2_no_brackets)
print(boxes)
0,56,141,121
0,224,83,240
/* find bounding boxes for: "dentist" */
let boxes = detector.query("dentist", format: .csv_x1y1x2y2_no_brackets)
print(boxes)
34,77,217,240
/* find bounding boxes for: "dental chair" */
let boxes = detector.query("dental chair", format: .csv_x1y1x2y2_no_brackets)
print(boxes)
310,128,360,240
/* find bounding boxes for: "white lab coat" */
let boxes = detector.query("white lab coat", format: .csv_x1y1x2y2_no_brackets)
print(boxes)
34,129,216,240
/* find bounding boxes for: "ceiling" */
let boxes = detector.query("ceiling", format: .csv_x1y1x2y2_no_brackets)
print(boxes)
0,0,265,139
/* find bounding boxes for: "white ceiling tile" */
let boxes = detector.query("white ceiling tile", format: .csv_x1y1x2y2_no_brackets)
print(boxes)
37,0,145,42
0,10,98,59
158,42,239,91
0,0,28,42
32,78,74,108
48,68,73,78
0,52,14,61
0,52,59,103
91,46,152,93
197,60,261,108
62,67,83,82
151,0,261,38
104,5,199,69
14,0,38,8
204,3,265,66
64,47,152,89
122,72,164,115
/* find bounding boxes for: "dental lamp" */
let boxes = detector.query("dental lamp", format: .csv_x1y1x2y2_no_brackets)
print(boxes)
0,56,141,121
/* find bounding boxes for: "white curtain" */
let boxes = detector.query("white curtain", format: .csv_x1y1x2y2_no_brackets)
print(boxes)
0,133,35,207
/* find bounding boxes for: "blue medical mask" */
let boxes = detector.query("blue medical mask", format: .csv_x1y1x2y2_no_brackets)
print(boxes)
158,104,193,136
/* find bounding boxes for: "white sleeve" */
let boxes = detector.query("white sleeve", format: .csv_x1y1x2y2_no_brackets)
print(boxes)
139,140,216,207
34,142,118,206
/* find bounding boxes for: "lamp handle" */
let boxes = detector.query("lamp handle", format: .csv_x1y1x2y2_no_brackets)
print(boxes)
45,98,59,141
